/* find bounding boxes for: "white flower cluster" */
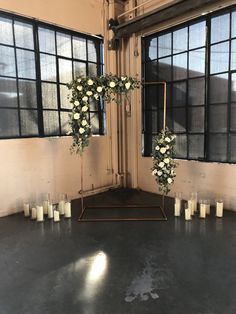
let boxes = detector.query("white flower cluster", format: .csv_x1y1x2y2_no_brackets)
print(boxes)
67,74,140,154
151,129,177,195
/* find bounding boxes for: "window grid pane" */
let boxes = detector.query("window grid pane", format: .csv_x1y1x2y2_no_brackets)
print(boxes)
142,6,236,163
0,11,104,139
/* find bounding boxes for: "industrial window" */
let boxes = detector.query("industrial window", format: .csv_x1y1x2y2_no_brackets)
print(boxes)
142,6,236,163
0,12,104,139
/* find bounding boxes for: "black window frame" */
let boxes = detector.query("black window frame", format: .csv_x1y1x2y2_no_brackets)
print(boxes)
142,4,236,164
0,11,104,139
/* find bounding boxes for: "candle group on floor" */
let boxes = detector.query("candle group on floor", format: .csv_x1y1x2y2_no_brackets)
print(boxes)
23,194,71,222
174,193,224,220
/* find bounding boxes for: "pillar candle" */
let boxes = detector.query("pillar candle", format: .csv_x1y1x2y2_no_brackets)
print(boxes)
188,200,194,216
206,204,210,215
23,203,30,217
59,201,65,215
43,200,49,215
216,202,223,217
174,203,181,217
199,204,206,218
54,210,60,222
185,208,191,220
192,200,197,213
65,202,71,218
48,204,53,219
31,207,37,220
36,206,44,222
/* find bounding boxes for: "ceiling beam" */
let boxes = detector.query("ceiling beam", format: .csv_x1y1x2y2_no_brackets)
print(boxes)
114,0,227,38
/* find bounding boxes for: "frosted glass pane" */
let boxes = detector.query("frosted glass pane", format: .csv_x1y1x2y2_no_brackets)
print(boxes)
0,77,17,107
173,27,187,53
60,84,72,109
38,27,55,54
43,110,59,136
210,42,229,74
209,134,227,162
0,17,13,45
20,109,39,136
175,134,187,158
41,83,57,109
73,37,86,60
0,46,16,77
210,74,228,104
189,48,205,78
189,135,204,159
209,104,228,132
173,53,187,80
189,21,206,49
59,58,72,83
90,112,99,133
16,49,36,79
40,54,57,82
87,40,97,62
73,61,86,78
0,109,19,137
14,21,34,49
18,80,37,108
211,13,230,44
188,78,205,106
57,32,71,58
60,111,70,135
88,63,97,77
158,33,171,57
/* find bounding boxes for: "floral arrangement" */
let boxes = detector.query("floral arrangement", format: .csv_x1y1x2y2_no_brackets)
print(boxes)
151,128,177,195
67,73,140,154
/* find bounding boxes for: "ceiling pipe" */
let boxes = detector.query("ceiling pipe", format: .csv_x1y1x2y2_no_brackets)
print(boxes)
118,0,156,20
113,0,230,38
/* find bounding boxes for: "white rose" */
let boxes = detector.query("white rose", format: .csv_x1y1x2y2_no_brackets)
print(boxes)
157,171,163,176
160,147,166,154
167,178,173,184
82,96,88,102
74,101,80,106
81,105,88,112
166,145,169,149
86,91,93,96
164,158,170,164
97,86,103,93
87,79,94,86
94,94,99,100
155,145,160,151
159,162,165,168
73,113,80,120
77,78,81,82
109,81,116,88
77,85,83,91
121,76,126,81
81,120,87,126
125,82,131,90
165,137,171,143
79,127,85,134
152,169,157,176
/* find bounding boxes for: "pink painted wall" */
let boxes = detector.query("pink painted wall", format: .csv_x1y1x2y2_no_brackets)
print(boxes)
0,0,114,217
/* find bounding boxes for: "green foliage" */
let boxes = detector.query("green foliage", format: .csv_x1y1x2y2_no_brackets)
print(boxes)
67,73,140,154
151,128,178,195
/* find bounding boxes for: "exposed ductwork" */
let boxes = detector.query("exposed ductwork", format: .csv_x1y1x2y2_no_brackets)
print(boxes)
113,0,232,38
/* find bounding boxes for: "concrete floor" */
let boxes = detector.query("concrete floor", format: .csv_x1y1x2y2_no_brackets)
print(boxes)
0,188,236,314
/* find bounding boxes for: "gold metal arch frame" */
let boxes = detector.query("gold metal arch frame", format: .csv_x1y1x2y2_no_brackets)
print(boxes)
78,81,168,222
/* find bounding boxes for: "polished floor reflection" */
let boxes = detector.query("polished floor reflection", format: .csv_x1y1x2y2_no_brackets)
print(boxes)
0,189,236,314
